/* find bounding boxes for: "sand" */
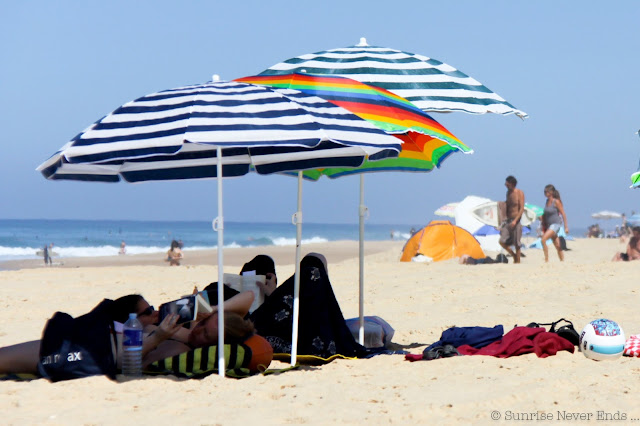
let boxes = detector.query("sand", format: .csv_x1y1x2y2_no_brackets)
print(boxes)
1,237,640,424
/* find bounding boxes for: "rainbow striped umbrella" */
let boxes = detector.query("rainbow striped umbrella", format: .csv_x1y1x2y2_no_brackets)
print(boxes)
236,73,472,178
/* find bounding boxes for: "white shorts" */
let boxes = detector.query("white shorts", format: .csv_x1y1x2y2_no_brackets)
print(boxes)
549,223,561,234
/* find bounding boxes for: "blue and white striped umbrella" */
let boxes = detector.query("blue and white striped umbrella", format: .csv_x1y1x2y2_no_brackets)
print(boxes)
37,78,402,373
38,80,400,181
260,38,527,118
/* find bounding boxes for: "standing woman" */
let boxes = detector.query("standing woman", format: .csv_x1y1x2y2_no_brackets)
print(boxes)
541,184,569,262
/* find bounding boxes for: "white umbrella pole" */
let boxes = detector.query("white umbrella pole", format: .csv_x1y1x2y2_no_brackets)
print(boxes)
358,175,366,345
215,147,225,377
291,171,303,366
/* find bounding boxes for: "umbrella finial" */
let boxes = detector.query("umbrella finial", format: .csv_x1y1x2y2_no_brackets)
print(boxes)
357,37,368,47
211,74,221,82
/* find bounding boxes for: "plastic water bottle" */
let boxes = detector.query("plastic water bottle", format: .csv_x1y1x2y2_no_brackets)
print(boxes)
122,313,143,378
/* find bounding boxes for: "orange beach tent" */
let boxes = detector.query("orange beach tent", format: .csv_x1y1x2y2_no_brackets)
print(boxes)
400,220,485,262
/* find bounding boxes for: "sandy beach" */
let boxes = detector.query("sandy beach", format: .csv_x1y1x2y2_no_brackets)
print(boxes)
1,237,640,424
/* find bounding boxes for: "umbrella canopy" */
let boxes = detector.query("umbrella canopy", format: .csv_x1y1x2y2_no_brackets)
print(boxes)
591,211,622,220
260,38,527,118
237,73,472,178
39,80,401,181
434,202,459,218
37,78,403,373
473,224,500,236
237,73,470,152
525,202,544,218
627,214,640,226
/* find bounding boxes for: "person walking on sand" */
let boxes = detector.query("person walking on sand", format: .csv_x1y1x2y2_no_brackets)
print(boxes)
42,244,50,266
541,184,569,262
499,176,525,263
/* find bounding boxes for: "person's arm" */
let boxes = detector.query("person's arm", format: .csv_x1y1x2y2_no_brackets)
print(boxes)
511,189,525,227
556,199,569,233
210,291,254,317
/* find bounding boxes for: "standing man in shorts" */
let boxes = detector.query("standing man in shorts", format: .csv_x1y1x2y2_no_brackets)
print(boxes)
499,176,525,263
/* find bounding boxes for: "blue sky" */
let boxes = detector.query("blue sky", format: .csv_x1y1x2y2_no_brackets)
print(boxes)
1,1,639,230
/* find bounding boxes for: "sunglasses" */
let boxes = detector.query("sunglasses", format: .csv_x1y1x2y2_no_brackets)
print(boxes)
138,306,155,317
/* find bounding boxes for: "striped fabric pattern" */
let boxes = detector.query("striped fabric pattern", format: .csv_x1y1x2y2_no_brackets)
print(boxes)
37,80,401,182
260,39,527,118
145,343,252,378
291,131,461,181
236,73,472,180
236,73,471,154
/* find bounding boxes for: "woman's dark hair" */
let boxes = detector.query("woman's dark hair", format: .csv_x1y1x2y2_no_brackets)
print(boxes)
112,294,144,323
170,240,179,250
240,255,276,283
544,184,561,201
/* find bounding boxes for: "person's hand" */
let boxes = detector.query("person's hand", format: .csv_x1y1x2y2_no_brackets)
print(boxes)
257,272,277,296
153,313,183,341
511,220,517,228
565,227,569,234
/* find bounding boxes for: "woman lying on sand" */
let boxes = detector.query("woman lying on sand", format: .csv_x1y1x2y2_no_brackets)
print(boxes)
0,291,260,375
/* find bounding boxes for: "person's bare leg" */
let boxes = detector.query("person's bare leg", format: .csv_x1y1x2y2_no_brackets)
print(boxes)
514,245,521,264
499,241,516,259
552,236,564,261
0,340,41,374
541,229,556,262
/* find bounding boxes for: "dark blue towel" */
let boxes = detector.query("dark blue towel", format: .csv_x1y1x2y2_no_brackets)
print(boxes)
424,325,504,354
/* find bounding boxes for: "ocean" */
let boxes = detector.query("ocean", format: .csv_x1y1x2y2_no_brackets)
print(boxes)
0,219,413,263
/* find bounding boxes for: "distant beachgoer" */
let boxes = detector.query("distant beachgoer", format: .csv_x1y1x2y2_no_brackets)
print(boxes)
587,224,602,238
499,176,525,264
612,226,640,261
620,214,631,243
540,184,569,262
177,239,184,249
42,244,50,266
166,240,184,266
119,241,126,255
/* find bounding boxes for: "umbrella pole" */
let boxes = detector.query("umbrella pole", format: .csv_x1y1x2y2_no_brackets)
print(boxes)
215,147,226,377
291,171,303,366
358,175,366,345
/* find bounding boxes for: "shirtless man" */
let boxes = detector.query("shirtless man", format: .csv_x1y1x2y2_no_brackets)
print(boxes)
499,176,525,263
612,226,640,261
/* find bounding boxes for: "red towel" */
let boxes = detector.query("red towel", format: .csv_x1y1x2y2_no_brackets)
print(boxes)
457,327,574,358
405,354,424,362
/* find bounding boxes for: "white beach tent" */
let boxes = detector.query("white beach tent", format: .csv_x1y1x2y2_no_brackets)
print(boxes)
452,195,503,253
